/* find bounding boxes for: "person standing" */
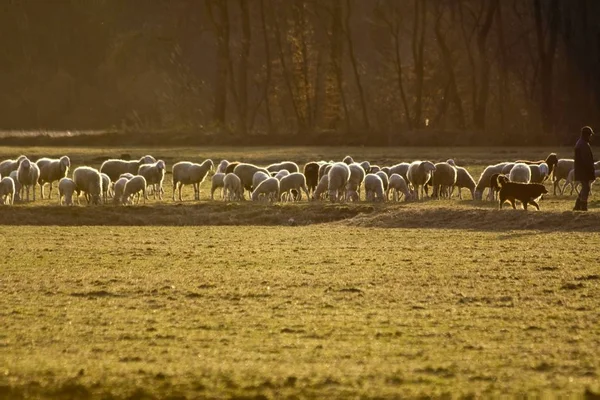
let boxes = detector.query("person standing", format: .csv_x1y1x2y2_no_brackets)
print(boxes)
573,126,595,211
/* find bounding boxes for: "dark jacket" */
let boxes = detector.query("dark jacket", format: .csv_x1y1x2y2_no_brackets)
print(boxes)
574,138,595,182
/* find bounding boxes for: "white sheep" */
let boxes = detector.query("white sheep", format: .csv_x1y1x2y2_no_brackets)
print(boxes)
251,177,280,202
407,161,436,200
387,162,411,181
474,163,509,200
36,156,70,199
216,159,230,174
359,161,371,174
0,177,15,205
223,173,243,201
279,173,310,201
9,171,22,202
58,177,76,206
17,158,40,202
112,177,130,205
73,166,103,205
211,172,225,200
172,159,214,201
318,163,333,181
370,165,381,174
253,171,271,189
375,171,389,194
501,163,515,175
327,162,351,202
364,173,385,202
120,173,135,180
342,155,354,165
100,173,111,203
138,160,166,200
562,168,600,195
100,155,156,182
346,163,366,201
0,155,27,177
453,166,476,200
553,159,574,195
122,175,147,205
274,170,290,180
266,161,299,174
431,162,457,199
509,163,531,183
312,175,329,201
388,173,413,202
529,163,549,184
233,163,270,194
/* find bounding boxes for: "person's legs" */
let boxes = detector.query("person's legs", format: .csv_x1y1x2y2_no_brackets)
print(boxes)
578,180,591,211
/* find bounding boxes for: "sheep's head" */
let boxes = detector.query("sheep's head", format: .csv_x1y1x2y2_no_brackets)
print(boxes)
17,155,27,164
342,155,354,165
140,155,156,164
60,156,70,174
20,158,31,170
157,160,166,171
90,193,101,205
473,190,483,201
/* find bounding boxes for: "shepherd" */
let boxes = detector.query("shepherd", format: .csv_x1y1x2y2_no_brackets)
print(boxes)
573,126,595,211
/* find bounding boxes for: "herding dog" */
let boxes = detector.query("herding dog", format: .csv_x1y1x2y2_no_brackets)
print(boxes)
496,175,548,210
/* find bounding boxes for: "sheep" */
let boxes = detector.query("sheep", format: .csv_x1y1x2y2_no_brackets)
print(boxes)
0,155,27,177
381,166,391,176
375,171,389,193
318,163,333,182
431,162,457,199
304,162,320,195
58,177,76,206
407,161,437,200
172,159,214,201
529,163,549,184
119,173,135,180
474,163,509,200
515,153,558,180
327,162,351,202
251,177,280,202
387,162,410,182
233,163,270,194
17,158,40,202
223,173,243,201
359,161,371,174
501,163,515,175
370,165,381,174
253,171,271,189
345,163,366,202
112,177,129,205
274,170,290,181
210,172,225,200
562,168,600,195
100,173,111,203
279,173,310,201
73,166,103,205
312,175,329,201
9,171,21,202
99,155,156,182
509,163,531,184
0,177,15,205
216,160,230,174
266,161,299,174
388,173,413,202
553,159,574,195
122,175,147,205
342,155,354,164
138,160,166,200
453,166,476,200
364,174,385,202
36,156,70,199
225,162,240,174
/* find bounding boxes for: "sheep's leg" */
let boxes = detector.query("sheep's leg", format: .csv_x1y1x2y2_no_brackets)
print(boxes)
49,183,53,199
143,190,146,204
179,184,183,202
40,183,44,200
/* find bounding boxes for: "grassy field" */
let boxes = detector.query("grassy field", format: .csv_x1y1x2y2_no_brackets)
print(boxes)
1,146,599,398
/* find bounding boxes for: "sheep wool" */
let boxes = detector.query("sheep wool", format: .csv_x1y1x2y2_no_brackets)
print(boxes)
172,159,214,201
73,166,103,205
327,162,351,202
251,177,280,202
58,177,76,206
0,177,15,205
36,155,70,199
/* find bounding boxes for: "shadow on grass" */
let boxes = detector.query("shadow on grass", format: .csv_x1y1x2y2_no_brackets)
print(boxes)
1,202,599,232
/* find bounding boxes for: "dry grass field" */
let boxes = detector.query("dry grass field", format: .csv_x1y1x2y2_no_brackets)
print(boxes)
1,146,599,399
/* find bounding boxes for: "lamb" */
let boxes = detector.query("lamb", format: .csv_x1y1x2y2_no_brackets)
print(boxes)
312,175,329,201
216,160,230,174
342,155,354,164
233,163,270,194
17,158,40,202
279,173,310,201
172,159,214,201
9,171,21,202
474,163,509,200
327,162,351,202
0,155,27,177
453,166,476,200
370,165,381,174
318,163,333,182
388,173,413,202
497,175,548,211
364,174,385,202
100,155,156,182
223,173,244,201
138,160,166,200
122,175,147,205
100,173,111,203
303,162,320,195
36,155,70,199
72,166,103,205
0,177,15,205
552,159,574,195
508,163,531,184
359,161,371,174
266,161,299,174
210,172,225,200
529,163,549,184
431,162,457,199
274,170,290,180
112,177,129,205
253,171,271,188
58,177,76,206
407,161,437,200
375,171,389,193
119,173,135,180
387,163,410,181
346,163,366,201
251,177,280,202
381,166,391,176
515,153,558,180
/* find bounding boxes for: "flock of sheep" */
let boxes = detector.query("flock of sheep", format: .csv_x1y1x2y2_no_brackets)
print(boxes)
0,152,588,208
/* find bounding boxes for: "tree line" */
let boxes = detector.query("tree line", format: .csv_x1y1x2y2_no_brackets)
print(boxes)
1,0,599,145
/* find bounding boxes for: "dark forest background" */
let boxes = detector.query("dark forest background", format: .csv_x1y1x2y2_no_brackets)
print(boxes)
1,0,599,145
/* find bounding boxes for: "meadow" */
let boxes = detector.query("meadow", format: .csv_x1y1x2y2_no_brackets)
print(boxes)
1,146,599,399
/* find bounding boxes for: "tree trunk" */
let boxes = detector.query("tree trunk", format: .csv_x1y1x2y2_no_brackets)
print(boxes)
259,0,273,135
206,0,230,128
344,0,369,130
412,0,427,129
237,0,251,135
